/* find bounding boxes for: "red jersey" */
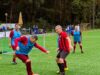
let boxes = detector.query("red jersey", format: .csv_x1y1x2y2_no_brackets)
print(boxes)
58,31,70,53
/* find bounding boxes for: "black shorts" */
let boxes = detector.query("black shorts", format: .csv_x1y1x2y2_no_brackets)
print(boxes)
74,41,81,44
56,50,69,59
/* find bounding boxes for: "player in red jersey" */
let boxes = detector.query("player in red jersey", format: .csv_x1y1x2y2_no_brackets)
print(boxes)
55,25,73,75
9,24,21,64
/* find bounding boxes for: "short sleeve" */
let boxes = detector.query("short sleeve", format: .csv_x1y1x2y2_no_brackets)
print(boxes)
61,32,68,38
9,30,14,38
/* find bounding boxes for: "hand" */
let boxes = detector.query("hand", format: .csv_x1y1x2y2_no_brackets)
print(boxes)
56,48,59,52
70,45,73,50
16,46,19,50
56,48,59,51
46,51,50,54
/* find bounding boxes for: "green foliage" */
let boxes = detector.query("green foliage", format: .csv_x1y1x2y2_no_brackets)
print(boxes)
72,0,93,22
0,0,99,28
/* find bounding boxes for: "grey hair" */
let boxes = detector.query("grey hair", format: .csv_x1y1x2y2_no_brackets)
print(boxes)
55,25,62,29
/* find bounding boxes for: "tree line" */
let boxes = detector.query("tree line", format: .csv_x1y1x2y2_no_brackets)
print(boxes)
0,0,100,28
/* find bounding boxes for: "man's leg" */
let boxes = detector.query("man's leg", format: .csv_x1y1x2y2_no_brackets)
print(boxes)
11,46,17,64
56,58,61,72
64,60,67,68
26,60,38,75
57,51,69,75
25,59,33,75
78,42,83,53
64,60,68,71
56,51,61,74
12,54,17,64
73,42,77,53
16,54,38,75
56,51,65,74
58,58,65,75
59,51,69,75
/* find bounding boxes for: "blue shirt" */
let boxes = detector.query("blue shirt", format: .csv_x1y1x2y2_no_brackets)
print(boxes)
73,31,81,42
66,25,73,34
15,38,35,55
11,30,21,46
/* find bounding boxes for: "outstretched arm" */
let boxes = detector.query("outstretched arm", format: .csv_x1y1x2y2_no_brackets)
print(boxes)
34,43,49,54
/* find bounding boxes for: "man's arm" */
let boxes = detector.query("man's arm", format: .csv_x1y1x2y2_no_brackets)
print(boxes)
80,31,82,41
9,30,14,47
34,43,49,54
62,32,73,50
9,30,14,38
14,36,27,50
66,36,73,50
14,37,21,50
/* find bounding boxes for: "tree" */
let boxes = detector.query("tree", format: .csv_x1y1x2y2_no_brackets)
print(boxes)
0,0,99,28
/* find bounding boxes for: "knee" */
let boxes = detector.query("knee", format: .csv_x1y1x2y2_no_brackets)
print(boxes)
58,58,64,63
74,44,76,46
79,43,82,46
25,59,31,63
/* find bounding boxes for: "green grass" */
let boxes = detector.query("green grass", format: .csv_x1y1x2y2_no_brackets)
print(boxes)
0,30,100,75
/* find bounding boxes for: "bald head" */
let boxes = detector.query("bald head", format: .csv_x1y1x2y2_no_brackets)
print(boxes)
55,25,63,34
75,26,79,31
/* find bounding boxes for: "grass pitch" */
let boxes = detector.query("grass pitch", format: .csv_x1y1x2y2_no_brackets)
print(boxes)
0,29,100,75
